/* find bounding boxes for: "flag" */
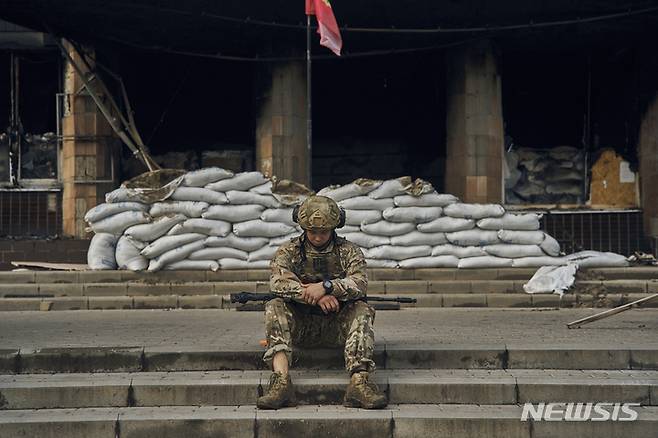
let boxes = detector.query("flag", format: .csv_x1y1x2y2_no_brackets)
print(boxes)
305,0,342,56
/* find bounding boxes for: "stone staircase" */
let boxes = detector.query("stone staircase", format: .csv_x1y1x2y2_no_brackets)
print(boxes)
0,267,656,311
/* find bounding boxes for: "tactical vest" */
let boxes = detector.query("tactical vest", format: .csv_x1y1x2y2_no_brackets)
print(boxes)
292,236,347,283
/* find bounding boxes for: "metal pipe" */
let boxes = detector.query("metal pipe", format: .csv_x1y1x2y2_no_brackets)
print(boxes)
306,14,312,188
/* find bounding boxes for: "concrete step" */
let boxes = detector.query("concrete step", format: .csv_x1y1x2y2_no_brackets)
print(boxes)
1,404,658,438
1,369,657,410
2,344,657,374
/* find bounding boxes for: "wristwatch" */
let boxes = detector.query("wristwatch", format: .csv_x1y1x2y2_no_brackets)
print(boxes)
322,279,334,293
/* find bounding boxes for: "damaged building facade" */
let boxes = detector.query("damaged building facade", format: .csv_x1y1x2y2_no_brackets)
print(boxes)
0,1,657,267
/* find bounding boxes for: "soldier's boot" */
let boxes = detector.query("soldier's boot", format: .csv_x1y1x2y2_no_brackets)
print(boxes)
343,371,388,409
257,371,297,409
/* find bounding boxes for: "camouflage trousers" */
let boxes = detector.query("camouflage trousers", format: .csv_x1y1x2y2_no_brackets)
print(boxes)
263,298,376,374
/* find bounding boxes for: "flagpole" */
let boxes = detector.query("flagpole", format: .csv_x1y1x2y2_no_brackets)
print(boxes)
306,13,312,188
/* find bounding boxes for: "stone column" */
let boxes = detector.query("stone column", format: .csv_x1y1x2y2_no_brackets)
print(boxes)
61,42,119,237
639,93,658,243
255,61,309,186
445,40,504,203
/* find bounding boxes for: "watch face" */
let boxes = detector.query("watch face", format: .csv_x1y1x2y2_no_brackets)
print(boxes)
323,280,332,290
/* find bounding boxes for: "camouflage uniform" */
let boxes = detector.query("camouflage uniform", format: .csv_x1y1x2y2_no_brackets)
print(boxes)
264,234,376,374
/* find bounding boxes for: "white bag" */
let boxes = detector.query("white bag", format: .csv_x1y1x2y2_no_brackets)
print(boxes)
417,217,475,233
226,191,280,208
148,240,206,272
564,251,629,268
260,208,295,226
365,259,399,268
141,233,206,259
318,179,382,202
249,245,279,262
87,233,118,270
497,230,546,245
446,230,500,246
458,256,513,268
383,206,442,223
115,236,148,271
250,181,273,194
88,211,150,235
393,193,458,207
344,210,382,226
269,233,300,247
368,177,412,199
443,203,505,219
182,167,234,187
85,202,148,224
189,246,248,261
150,201,209,218
202,204,265,222
219,258,270,269
523,264,577,295
336,225,360,234
168,218,232,237
339,197,394,211
390,231,447,246
205,235,269,252
361,221,416,237
364,245,432,260
540,234,561,256
431,244,487,258
476,213,541,231
169,187,228,205
399,255,459,268
512,256,567,268
233,219,295,238
205,171,268,192
340,232,390,249
124,214,186,242
164,260,220,271
484,244,544,258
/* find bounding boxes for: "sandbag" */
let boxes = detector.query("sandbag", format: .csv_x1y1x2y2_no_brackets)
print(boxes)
87,233,118,270
124,214,186,242
540,234,561,256
512,256,567,267
364,245,432,260
365,259,399,268
168,218,232,237
339,197,394,211
164,260,220,271
393,193,458,207
417,217,475,233
336,225,360,234
431,244,487,258
497,230,546,245
344,210,382,226
361,221,416,237
219,258,270,269
169,187,228,205
318,178,382,202
85,202,148,224
226,191,280,208
446,230,500,246
564,251,629,268
105,170,184,204
205,171,268,192
390,231,447,246
148,240,206,272
399,255,459,268
523,264,577,295
476,213,541,231
458,256,513,269
250,181,273,194
368,176,412,199
205,235,269,252
150,201,209,218
88,211,150,235
340,232,390,249
249,245,279,262
115,236,148,271
189,246,248,261
383,206,442,223
260,208,295,226
233,219,296,238
141,233,206,259
443,203,505,219
484,244,545,258
202,204,265,222
268,233,300,247
182,167,234,187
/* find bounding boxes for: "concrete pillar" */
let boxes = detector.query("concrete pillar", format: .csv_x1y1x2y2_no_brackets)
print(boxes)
255,61,309,186
61,42,119,238
639,93,658,242
445,40,504,203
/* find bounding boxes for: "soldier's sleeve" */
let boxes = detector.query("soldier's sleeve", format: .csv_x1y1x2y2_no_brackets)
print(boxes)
269,244,305,303
331,244,368,301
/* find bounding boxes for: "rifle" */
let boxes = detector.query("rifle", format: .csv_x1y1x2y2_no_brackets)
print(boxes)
230,292,417,315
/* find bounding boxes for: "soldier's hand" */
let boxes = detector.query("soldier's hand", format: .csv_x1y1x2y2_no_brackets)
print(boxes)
317,295,340,314
301,282,325,306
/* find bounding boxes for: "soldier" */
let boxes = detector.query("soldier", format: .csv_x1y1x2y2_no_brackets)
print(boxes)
257,195,387,410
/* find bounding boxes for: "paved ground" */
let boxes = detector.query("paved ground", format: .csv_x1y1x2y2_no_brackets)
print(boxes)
1,308,657,350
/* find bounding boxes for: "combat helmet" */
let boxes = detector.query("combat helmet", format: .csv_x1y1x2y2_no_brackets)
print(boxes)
292,195,345,230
